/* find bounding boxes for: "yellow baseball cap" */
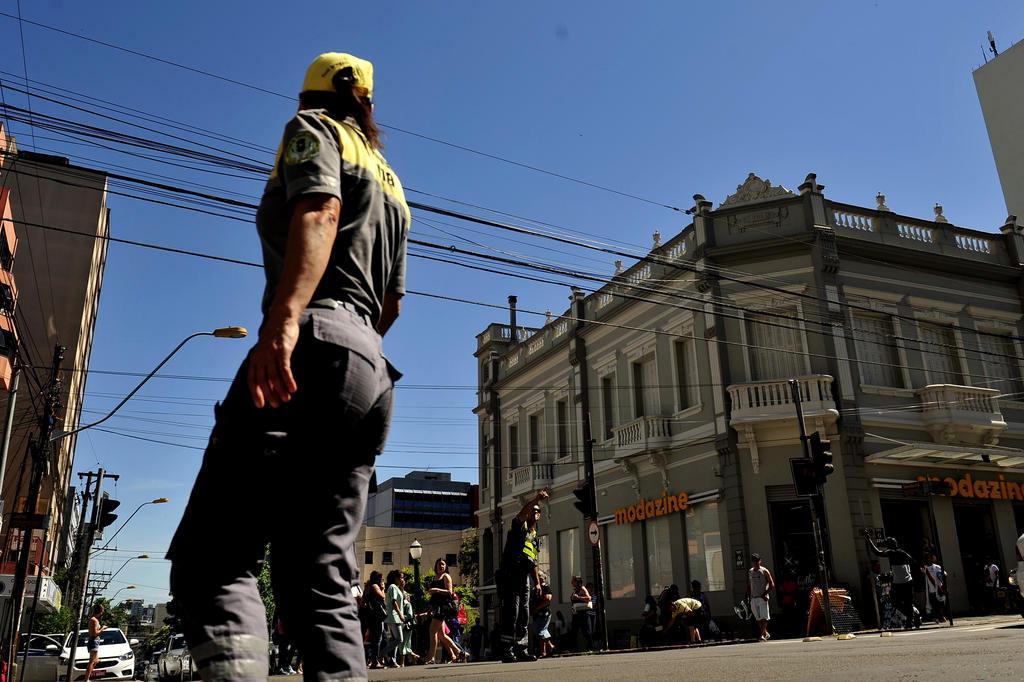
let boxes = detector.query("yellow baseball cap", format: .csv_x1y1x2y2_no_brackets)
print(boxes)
301,52,374,101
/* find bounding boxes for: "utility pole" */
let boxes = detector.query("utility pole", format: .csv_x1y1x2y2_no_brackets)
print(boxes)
64,468,116,682
569,288,609,651
3,345,64,677
789,379,834,636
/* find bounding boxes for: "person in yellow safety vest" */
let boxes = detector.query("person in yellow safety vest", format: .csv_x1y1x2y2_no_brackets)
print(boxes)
497,489,550,663
167,52,408,681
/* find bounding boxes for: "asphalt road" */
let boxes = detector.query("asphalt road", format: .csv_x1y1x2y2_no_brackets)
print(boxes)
276,615,1020,681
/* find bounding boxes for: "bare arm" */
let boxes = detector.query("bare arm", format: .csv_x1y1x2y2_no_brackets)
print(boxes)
516,489,550,522
377,291,402,336
249,194,341,408
764,569,775,597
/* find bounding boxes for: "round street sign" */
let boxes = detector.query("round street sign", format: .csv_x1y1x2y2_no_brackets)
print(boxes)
588,520,600,546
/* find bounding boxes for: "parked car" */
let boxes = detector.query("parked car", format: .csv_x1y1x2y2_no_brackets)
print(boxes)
58,628,138,681
157,633,195,681
15,633,62,682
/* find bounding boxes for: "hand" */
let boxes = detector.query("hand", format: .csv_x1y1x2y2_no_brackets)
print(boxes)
248,316,300,408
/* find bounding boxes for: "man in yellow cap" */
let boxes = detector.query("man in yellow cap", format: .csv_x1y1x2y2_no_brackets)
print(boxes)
167,52,409,680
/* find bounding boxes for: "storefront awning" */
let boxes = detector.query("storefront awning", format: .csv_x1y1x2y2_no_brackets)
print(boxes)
865,442,1024,470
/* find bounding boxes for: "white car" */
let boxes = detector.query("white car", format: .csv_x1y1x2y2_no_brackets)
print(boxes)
58,628,138,681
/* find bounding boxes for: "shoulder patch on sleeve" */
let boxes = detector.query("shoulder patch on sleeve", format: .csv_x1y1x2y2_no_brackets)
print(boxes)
284,131,321,165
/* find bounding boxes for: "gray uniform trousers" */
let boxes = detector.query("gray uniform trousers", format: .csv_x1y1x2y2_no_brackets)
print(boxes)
168,306,396,681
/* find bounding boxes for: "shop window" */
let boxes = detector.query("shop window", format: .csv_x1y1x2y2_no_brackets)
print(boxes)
601,375,615,440
746,310,804,380
509,424,519,468
382,551,393,565
978,333,1024,397
558,528,579,602
644,516,673,596
556,399,569,458
685,501,726,591
365,551,373,565
529,413,541,463
852,314,903,387
604,522,636,599
918,323,963,385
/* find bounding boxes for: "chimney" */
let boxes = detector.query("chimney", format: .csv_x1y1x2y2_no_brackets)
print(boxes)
508,295,518,340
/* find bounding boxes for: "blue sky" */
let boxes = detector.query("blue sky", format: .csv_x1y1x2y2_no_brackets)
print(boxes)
0,1,1020,604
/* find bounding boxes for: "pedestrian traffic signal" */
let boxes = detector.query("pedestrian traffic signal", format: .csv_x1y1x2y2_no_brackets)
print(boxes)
809,432,834,484
98,493,120,531
790,458,818,496
572,483,595,518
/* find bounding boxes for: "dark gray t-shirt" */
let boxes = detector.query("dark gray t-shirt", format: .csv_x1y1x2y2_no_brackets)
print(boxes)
256,109,409,323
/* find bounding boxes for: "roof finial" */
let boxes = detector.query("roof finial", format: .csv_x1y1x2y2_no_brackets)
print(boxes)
876,192,890,212
933,203,948,224
652,231,662,249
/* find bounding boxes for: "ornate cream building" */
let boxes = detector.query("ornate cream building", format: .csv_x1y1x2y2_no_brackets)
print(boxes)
475,173,1024,640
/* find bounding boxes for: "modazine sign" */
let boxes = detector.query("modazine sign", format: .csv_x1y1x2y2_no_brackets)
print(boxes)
915,473,1024,500
614,491,689,525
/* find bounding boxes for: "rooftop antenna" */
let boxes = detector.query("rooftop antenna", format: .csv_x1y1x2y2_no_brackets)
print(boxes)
988,30,999,57
981,44,989,64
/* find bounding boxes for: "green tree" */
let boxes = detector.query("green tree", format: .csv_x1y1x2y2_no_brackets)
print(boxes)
457,534,479,587
32,605,74,636
257,556,274,631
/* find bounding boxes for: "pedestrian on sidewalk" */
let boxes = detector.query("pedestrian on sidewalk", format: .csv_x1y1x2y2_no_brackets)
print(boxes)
497,490,549,663
569,576,595,651
984,558,1001,613
272,614,296,675
167,52,409,681
426,558,466,663
84,602,106,682
922,554,948,624
866,535,916,629
531,572,555,658
382,570,407,667
364,571,387,669
747,554,775,642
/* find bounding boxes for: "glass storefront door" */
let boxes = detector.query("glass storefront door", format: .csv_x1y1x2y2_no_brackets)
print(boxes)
768,500,819,638
953,503,1001,613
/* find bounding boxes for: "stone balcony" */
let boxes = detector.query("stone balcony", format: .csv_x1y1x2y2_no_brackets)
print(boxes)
916,384,1006,446
506,462,555,497
612,415,673,458
728,375,839,442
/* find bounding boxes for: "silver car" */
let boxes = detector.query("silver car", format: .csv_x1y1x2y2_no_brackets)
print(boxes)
16,634,62,682
157,634,195,682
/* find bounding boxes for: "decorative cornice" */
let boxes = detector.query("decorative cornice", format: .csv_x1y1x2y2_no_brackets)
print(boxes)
721,172,794,208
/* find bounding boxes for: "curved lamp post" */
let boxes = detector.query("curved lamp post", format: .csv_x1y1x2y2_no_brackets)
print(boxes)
108,554,149,585
106,585,136,604
93,499,170,555
52,327,248,443
61,327,246,682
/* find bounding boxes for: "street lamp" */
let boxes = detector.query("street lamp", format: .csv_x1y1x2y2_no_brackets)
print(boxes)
51,327,248,442
409,539,423,610
107,555,149,585
60,327,245,682
93,499,170,555
107,585,136,604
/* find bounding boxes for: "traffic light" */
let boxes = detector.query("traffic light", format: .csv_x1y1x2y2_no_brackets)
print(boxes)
572,483,595,517
98,492,120,531
790,458,818,496
809,432,834,484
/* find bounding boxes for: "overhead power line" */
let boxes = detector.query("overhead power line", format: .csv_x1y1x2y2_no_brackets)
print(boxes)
0,11,687,212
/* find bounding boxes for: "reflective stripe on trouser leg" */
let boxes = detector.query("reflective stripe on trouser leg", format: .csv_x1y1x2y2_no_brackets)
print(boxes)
189,633,268,681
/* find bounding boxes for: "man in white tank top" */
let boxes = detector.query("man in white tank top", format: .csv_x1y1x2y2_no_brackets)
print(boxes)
747,553,775,641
